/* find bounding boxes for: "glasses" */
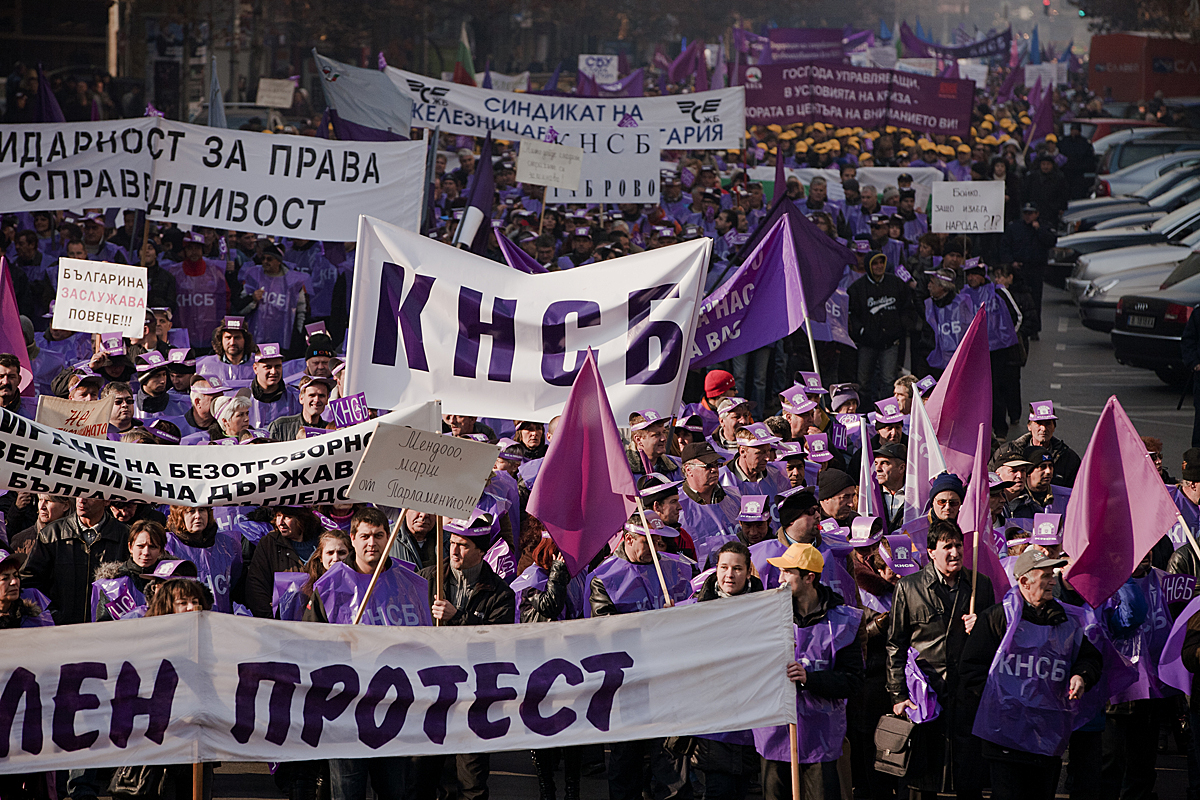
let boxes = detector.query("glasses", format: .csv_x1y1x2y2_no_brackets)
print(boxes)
687,462,720,471
111,397,133,406
1149,452,1163,462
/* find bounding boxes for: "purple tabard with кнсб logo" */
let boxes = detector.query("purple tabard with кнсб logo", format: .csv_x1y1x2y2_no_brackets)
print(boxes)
584,552,694,617
166,531,244,614
314,560,432,626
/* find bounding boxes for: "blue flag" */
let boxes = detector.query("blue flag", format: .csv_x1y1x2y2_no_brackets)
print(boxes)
209,57,228,128
1029,26,1041,64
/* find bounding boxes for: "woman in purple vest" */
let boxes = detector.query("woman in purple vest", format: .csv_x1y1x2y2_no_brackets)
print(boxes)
272,528,351,621
688,541,764,800
517,535,588,800
753,543,863,800
960,549,1102,800
165,506,245,614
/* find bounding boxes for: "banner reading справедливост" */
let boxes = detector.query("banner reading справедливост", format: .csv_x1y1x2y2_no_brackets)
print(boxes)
0,402,439,507
0,591,795,773
0,118,424,240
344,216,709,423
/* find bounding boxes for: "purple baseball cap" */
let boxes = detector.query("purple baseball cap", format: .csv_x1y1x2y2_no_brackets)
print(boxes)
150,560,199,579
805,433,833,463
849,516,883,547
167,348,196,367
100,333,126,356
630,409,667,431
182,231,205,245
255,343,283,362
874,398,905,425
738,495,771,522
1028,401,1057,422
880,534,920,576
192,375,229,395
1031,513,1063,546
780,385,817,414
221,316,245,331
305,322,328,341
798,372,826,395
638,472,683,498
135,351,169,373
772,441,808,463
915,376,937,395
622,510,678,538
737,422,782,447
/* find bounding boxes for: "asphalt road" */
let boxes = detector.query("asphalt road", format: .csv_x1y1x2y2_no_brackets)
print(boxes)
1017,285,1195,468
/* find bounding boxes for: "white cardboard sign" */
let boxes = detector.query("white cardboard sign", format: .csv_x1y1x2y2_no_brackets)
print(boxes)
578,54,620,84
52,258,148,336
931,181,1005,234
256,78,297,108
516,140,584,190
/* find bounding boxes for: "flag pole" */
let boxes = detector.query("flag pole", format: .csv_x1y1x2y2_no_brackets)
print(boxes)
435,515,445,626
798,300,822,385
788,723,801,800
634,495,675,607
1176,512,1200,563
193,762,203,800
352,512,406,624
969,528,979,616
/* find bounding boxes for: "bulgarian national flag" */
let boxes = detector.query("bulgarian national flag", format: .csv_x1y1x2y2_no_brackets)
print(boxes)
453,22,477,86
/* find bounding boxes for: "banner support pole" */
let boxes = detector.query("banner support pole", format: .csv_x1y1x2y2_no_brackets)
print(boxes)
352,512,406,624
969,528,979,616
435,515,446,626
788,723,801,800
193,762,203,800
635,495,675,608
798,299,822,386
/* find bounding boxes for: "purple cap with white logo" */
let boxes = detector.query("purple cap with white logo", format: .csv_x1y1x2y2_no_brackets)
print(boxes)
915,375,937,395
135,351,168,373
798,372,827,395
874,398,905,425
1031,513,1063,546
100,333,125,356
1028,400,1057,422
630,410,667,431
254,343,283,362
805,433,833,463
738,495,771,522
779,385,817,414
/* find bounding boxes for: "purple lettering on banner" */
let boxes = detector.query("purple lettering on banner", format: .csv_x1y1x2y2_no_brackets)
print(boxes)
301,664,359,747
628,285,683,385
541,301,602,386
901,24,1012,60
52,662,107,752
372,261,434,371
580,651,634,731
469,662,520,739
327,393,370,428
418,665,468,745
354,666,413,749
230,661,302,745
109,660,178,747
520,658,585,736
0,667,43,757
454,288,517,382
767,29,848,63
1161,574,1196,604
737,61,975,137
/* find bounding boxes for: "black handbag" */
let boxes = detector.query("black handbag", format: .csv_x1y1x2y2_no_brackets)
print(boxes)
874,714,917,777
108,764,169,798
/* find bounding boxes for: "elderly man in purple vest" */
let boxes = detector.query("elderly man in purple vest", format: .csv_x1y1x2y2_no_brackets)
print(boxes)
589,511,693,800
306,507,430,800
678,442,743,565
720,423,791,503
959,549,1101,800
247,343,300,429
626,409,683,480
753,542,863,800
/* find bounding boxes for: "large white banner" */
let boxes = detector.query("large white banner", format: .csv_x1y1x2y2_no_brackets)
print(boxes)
345,217,709,422
385,67,745,149
0,592,794,772
0,402,439,507
0,119,425,240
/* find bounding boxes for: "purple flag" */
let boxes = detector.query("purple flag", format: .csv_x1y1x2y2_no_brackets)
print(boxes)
903,393,947,523
496,231,548,274
481,59,493,89
526,349,638,576
1063,397,1183,607
1,258,33,396
546,62,562,92
669,40,706,84
905,647,941,723
901,23,1011,60
452,132,494,255
1159,593,1200,694
732,194,857,324
767,28,847,62
924,306,992,481
996,65,1020,105
35,64,65,124
1027,79,1054,146
960,423,1011,595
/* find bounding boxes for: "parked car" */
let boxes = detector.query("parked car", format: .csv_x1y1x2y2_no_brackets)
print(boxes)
1069,233,1200,331
1095,154,1200,197
1060,176,1200,233
1049,198,1200,286
1069,161,1200,215
1111,264,1200,386
1097,128,1200,174
190,103,284,130
1073,118,1164,143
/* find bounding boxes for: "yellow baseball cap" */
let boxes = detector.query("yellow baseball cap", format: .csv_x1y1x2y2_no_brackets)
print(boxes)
812,122,827,131
768,124,783,134
767,543,825,573
859,152,874,161
795,142,809,153
1046,134,1058,143
957,143,971,153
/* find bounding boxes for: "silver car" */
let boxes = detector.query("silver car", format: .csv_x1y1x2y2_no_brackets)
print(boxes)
1098,153,1200,197
1068,231,1200,331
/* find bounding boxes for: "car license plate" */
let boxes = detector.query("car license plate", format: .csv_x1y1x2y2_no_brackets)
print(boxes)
1127,315,1156,328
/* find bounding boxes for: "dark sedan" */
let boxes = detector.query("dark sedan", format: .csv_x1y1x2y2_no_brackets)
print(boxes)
1111,274,1200,386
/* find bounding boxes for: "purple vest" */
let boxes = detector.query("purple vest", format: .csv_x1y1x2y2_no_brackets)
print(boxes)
314,560,432,626
166,531,243,613
925,293,975,369
19,588,55,627
753,604,863,763
719,463,791,506
585,552,694,617
961,282,1019,351
511,565,588,623
271,571,310,621
285,244,339,318
242,265,312,350
249,386,302,429
752,539,857,603
1105,569,1178,703
195,354,254,386
972,588,1084,757
90,575,147,621
679,492,743,569
167,260,227,350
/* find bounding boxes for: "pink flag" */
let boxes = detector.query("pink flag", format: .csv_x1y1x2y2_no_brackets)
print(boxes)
1063,397,1182,607
495,231,548,274
960,423,1010,596
924,306,992,481
858,416,888,531
527,349,638,576
0,258,33,396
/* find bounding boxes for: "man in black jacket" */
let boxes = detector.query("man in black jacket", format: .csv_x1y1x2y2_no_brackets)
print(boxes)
848,251,913,405
886,519,995,800
20,496,128,624
244,507,323,617
960,550,1102,800
998,203,1057,338
417,517,514,800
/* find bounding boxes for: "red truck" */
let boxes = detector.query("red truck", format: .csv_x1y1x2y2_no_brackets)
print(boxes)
1089,32,1200,103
